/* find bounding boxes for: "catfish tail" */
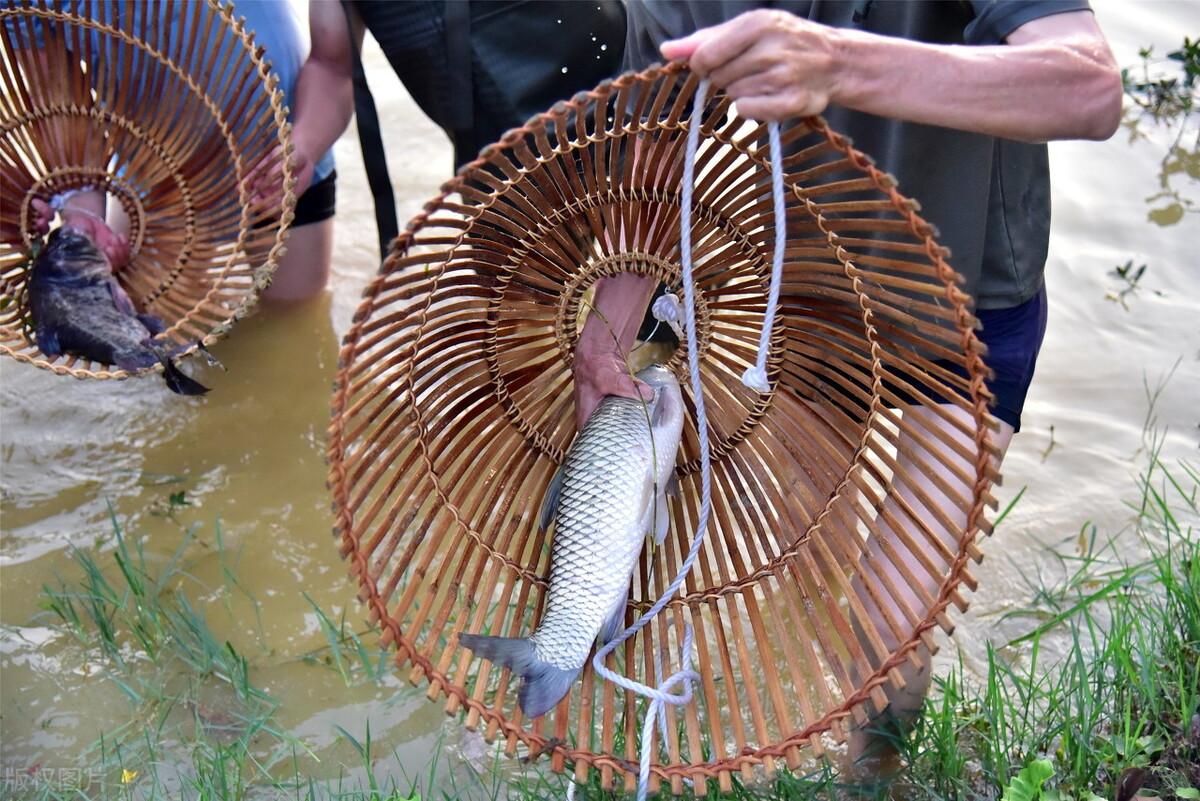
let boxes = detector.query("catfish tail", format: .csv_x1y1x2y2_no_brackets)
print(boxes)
159,355,209,396
458,633,580,719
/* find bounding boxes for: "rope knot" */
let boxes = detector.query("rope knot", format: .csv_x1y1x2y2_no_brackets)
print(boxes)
741,365,771,393
651,292,685,341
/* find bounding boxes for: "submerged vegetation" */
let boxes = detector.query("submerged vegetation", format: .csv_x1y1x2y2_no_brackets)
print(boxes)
3,437,1196,800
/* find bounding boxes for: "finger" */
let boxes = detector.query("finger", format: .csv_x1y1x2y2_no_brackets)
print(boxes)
708,42,782,93
683,11,774,77
724,68,789,105
31,198,53,231
660,28,709,62
736,90,819,122
603,369,653,403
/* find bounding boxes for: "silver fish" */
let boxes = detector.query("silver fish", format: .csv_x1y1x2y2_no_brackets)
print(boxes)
459,363,684,718
29,227,208,395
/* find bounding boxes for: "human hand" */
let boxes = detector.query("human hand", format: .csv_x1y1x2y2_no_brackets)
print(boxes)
573,345,653,430
660,9,843,122
244,143,314,209
31,197,130,267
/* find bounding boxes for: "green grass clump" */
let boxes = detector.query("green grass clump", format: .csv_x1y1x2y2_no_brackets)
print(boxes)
8,507,433,801
518,449,1198,800
886,449,1199,801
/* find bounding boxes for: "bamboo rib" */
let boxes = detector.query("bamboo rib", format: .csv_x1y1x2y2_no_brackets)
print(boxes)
327,64,996,790
0,0,294,379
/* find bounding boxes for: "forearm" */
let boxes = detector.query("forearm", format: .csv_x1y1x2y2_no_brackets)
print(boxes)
290,59,353,164
832,24,1122,142
578,274,658,357
291,1,357,166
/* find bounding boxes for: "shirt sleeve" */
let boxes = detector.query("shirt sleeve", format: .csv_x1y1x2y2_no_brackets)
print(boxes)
963,0,1093,45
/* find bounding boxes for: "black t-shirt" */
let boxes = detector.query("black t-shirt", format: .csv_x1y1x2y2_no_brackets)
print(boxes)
624,0,1092,309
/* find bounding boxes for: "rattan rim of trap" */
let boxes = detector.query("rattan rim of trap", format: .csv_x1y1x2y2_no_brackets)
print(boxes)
328,62,999,788
0,0,297,380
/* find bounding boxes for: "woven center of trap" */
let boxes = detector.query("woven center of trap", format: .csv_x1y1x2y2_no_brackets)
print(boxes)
328,64,997,793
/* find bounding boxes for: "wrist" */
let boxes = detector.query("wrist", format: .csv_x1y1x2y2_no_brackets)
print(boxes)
827,25,873,110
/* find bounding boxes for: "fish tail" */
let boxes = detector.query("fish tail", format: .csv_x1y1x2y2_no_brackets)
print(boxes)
160,356,209,396
458,633,579,719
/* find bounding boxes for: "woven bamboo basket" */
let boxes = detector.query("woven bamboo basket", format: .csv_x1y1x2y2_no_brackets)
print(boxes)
0,0,295,379
328,64,999,793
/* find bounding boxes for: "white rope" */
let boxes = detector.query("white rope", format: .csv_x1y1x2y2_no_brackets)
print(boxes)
588,79,787,801
742,122,786,393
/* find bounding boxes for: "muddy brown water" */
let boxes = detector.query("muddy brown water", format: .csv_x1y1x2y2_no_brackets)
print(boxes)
2,1,1197,794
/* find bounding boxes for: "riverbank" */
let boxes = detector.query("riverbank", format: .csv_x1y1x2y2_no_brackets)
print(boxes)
6,435,1195,801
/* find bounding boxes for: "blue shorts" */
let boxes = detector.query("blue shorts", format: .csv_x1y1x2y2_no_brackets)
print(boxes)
972,285,1049,432
923,285,1049,432
880,284,1048,432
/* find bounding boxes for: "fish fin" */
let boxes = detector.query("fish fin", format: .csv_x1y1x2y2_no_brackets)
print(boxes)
107,277,138,316
35,324,61,357
197,345,226,371
635,484,656,543
113,349,158,372
653,491,671,546
519,663,580,719
537,464,566,532
598,596,629,645
458,633,578,719
160,358,209,396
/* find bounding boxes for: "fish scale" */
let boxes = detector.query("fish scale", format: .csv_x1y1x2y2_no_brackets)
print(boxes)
532,396,655,670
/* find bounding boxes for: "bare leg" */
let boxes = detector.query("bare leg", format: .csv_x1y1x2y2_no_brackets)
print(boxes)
846,405,1014,775
262,217,334,302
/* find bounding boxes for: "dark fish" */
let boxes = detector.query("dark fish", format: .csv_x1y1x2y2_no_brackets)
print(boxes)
29,227,208,395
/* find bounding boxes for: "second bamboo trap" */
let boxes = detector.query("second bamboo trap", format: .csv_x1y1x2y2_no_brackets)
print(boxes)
0,0,296,379
328,65,999,793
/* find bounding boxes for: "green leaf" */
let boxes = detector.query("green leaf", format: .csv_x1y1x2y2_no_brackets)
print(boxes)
1175,789,1200,800
1001,759,1056,801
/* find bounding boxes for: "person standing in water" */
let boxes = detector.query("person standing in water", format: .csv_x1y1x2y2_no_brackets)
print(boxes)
26,1,350,304
574,0,1122,772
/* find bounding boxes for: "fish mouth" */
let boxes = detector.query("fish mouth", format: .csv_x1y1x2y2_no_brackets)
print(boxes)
634,363,674,387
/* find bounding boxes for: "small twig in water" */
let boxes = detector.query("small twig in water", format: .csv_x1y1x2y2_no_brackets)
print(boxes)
1040,425,1056,462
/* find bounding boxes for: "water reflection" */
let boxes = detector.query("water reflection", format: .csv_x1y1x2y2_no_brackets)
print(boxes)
1119,38,1199,226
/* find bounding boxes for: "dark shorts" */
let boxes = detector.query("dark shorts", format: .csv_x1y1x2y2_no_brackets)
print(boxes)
970,284,1049,432
293,170,337,226
906,284,1049,432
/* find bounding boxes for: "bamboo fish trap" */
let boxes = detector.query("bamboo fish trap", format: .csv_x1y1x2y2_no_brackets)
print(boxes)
0,0,295,379
328,64,999,793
